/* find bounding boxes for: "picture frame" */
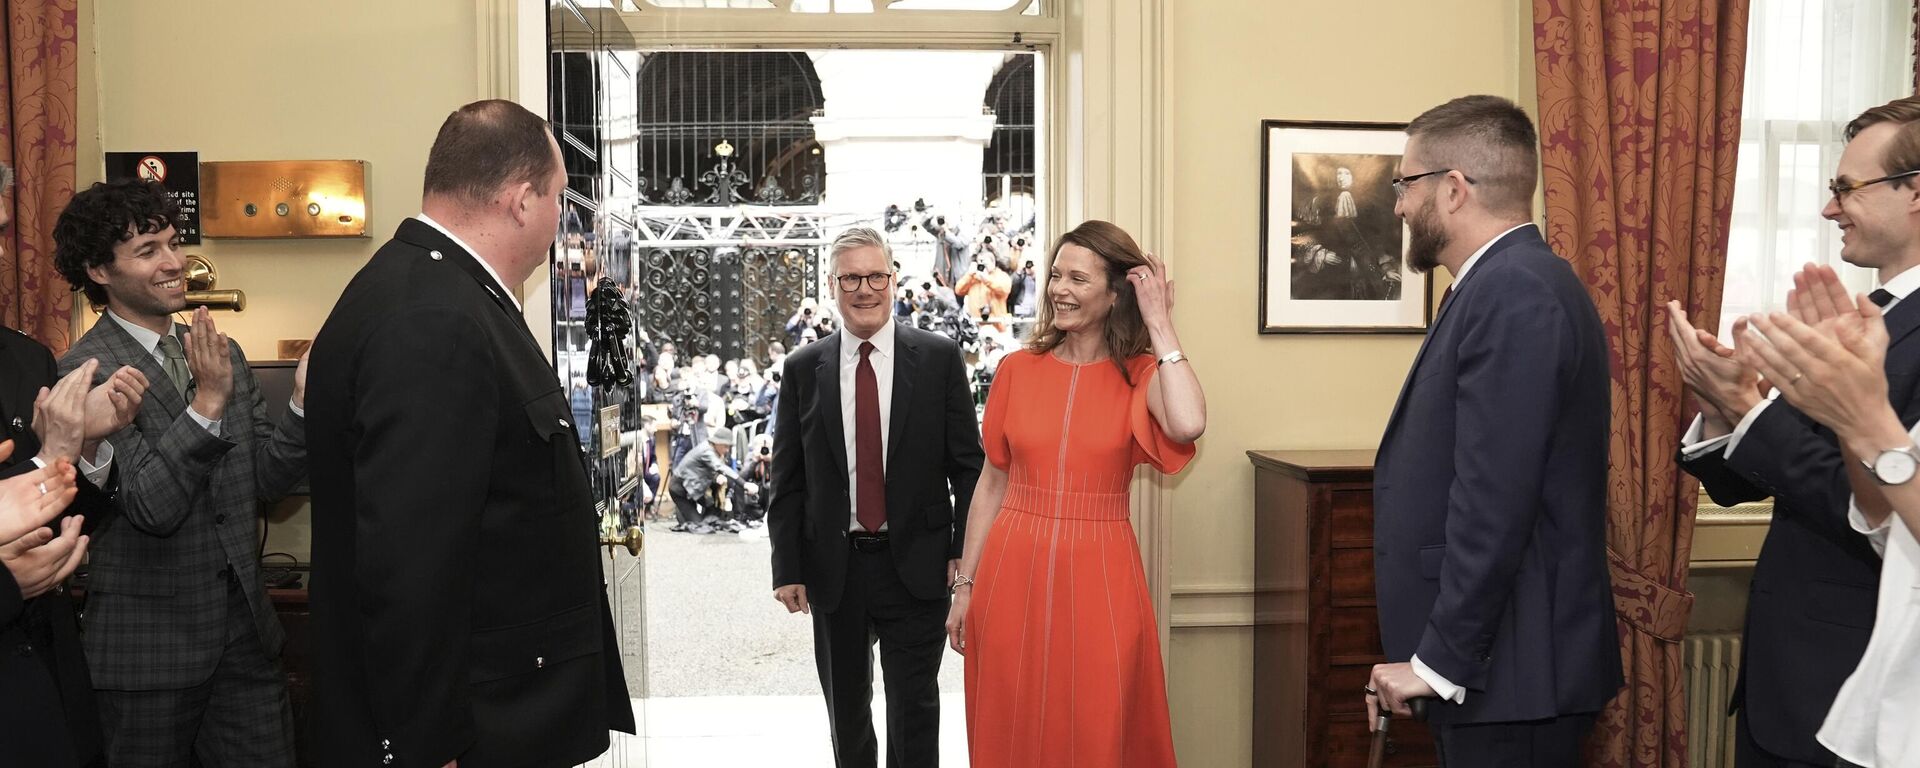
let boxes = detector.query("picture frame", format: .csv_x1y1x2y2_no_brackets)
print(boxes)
1258,120,1432,334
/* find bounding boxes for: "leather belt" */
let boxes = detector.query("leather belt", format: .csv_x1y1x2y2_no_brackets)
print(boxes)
849,531,890,552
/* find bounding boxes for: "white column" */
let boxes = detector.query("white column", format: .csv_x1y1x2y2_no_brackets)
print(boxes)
809,50,1006,213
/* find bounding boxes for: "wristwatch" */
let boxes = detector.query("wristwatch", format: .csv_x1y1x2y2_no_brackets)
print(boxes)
1864,445,1920,486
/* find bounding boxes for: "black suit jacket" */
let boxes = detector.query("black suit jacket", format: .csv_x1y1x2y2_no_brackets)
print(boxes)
0,326,111,768
1674,297,1920,764
1373,226,1624,725
306,219,635,768
768,324,984,614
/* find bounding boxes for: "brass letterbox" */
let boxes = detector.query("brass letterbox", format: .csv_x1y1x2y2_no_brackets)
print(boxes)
201,160,369,238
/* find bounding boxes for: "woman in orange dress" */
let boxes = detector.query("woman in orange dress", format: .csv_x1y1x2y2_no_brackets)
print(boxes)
947,220,1207,767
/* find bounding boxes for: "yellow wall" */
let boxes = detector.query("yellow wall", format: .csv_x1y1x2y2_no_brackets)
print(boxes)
1161,1,1535,765
81,0,483,557
81,0,480,356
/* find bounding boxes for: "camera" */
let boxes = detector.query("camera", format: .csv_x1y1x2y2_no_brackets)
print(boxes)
760,446,770,456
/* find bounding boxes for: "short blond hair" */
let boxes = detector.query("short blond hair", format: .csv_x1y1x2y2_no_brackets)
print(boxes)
829,226,892,273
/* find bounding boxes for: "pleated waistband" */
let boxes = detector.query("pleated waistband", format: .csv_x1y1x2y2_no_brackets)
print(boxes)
1000,481,1133,521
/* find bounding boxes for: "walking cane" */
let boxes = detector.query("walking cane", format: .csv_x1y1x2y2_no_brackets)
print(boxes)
1367,697,1430,768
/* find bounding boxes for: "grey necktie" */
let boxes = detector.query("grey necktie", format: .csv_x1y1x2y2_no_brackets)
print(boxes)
157,334,190,397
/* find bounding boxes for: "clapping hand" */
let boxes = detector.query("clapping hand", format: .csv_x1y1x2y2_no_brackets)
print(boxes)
1734,299,1891,440
1785,263,1873,346
1664,302,1760,426
183,307,233,420
83,363,148,448
32,359,96,464
0,512,87,600
292,347,310,409
0,441,77,545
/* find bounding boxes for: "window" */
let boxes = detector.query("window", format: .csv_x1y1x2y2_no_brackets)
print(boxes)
1720,0,1911,341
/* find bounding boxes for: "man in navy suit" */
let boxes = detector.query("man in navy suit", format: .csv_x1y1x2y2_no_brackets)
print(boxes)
1668,96,1920,768
1366,95,1623,766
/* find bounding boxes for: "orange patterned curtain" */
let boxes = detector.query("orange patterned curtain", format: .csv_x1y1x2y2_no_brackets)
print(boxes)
0,0,77,353
1533,0,1750,765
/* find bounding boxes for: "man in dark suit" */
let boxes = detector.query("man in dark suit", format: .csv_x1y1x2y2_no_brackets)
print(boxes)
305,99,634,768
0,153,149,768
0,316,144,768
770,226,984,767
50,178,309,768
1668,96,1920,768
1367,95,1624,766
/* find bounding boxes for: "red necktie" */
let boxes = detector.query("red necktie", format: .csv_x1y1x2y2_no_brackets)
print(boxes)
856,342,886,532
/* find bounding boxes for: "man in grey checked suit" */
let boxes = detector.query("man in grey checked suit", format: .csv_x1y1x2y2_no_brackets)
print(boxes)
51,178,309,768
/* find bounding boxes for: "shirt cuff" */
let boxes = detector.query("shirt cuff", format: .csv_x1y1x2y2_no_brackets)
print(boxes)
1411,654,1466,705
188,406,223,438
288,398,304,419
1722,397,1776,459
1679,414,1732,460
1849,487,1897,558
78,442,115,487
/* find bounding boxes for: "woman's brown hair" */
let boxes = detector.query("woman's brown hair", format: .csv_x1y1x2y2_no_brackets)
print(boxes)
1025,219,1151,385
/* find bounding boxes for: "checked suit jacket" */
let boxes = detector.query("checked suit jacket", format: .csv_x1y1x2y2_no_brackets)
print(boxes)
59,315,307,691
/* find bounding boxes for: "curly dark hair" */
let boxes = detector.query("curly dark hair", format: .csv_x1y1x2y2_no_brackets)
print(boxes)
53,179,180,307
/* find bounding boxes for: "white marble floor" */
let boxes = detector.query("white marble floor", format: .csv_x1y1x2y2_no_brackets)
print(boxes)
580,693,970,767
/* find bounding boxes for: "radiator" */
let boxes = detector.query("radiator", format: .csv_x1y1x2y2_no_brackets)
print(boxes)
1684,632,1742,768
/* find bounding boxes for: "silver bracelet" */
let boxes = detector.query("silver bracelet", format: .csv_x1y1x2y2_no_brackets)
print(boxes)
950,574,976,594
1157,350,1187,367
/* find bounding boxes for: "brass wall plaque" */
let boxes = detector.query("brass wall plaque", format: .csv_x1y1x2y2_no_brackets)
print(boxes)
201,160,369,238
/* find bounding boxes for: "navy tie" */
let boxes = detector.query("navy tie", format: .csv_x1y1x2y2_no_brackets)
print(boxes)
1871,289,1895,308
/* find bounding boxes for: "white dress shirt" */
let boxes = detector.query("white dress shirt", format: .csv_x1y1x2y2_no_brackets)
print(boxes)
1818,431,1920,767
1681,264,1920,461
1407,221,1536,706
841,320,895,532
418,213,521,311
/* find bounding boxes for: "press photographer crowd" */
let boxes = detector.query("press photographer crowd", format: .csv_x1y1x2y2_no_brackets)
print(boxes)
628,205,1040,537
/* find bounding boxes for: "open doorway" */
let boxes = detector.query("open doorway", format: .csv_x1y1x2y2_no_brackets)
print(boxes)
551,43,1045,766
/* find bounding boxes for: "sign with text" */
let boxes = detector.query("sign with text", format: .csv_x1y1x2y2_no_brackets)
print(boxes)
105,151,201,244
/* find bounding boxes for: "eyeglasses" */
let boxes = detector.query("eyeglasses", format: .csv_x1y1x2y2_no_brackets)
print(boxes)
835,272,895,292
1390,169,1476,198
1828,169,1920,201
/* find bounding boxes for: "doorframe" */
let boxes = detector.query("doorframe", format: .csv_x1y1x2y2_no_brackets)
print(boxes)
491,0,1177,661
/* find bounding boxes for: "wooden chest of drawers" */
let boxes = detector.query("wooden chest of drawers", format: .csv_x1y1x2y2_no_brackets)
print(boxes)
1249,450,1438,767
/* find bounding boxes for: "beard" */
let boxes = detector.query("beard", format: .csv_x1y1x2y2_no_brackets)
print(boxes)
1404,196,1449,275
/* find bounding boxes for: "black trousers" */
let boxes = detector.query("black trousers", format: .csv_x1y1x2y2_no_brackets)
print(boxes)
1735,709,1833,768
670,486,707,526
812,543,947,768
1432,712,1596,768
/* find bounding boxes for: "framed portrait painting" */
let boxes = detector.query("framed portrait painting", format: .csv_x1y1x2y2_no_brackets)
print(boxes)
1258,120,1432,334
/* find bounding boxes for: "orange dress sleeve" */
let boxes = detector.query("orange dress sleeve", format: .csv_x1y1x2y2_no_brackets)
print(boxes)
1128,355,1196,474
982,351,1019,470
